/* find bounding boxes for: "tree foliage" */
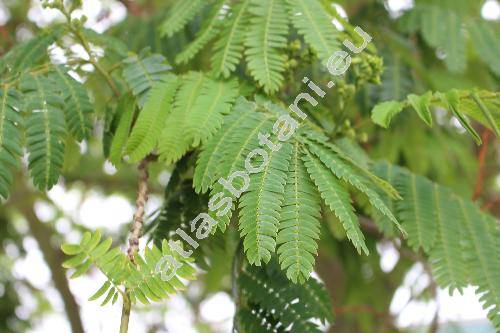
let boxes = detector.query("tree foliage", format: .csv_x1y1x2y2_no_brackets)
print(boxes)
0,0,498,331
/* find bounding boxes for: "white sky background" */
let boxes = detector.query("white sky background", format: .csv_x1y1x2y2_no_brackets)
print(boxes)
1,0,498,332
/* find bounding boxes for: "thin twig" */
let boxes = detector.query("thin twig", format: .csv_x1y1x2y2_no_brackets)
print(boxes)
120,158,150,333
119,294,132,333
71,28,121,97
127,158,150,262
481,196,500,212
0,26,13,50
59,4,121,97
231,242,244,333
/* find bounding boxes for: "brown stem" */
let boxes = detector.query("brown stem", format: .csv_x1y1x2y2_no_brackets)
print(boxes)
0,26,13,51
481,196,500,211
127,158,150,262
472,129,492,201
429,310,439,333
119,292,132,333
120,158,150,333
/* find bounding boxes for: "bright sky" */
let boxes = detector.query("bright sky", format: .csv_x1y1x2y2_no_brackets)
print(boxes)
1,0,498,332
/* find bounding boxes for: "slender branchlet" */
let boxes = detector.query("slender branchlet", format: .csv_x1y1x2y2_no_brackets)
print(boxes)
126,158,150,262
120,158,150,333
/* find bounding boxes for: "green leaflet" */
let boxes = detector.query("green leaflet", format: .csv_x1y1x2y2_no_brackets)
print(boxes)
193,98,402,283
0,88,23,199
330,138,371,169
407,92,433,126
159,0,206,37
470,92,500,137
468,20,500,76
376,51,413,102
286,0,339,61
324,140,401,200
418,5,465,72
408,4,500,74
236,261,333,332
440,12,466,73
457,93,500,134
175,0,226,64
371,100,405,128
307,141,400,229
211,0,252,78
245,0,288,94
370,162,400,237
420,5,442,47
122,70,240,165
396,172,437,252
157,72,205,163
193,98,258,194
122,53,172,107
277,142,321,283
373,161,499,329
0,27,63,76
196,99,273,232
438,90,481,144
187,79,239,147
22,74,67,190
210,111,274,231
214,108,273,179
302,150,368,255
125,75,179,162
371,89,500,142
159,0,366,93
62,232,196,306
429,184,468,292
89,281,111,301
194,98,273,231
109,95,136,166
51,66,93,141
458,202,500,329
239,142,293,266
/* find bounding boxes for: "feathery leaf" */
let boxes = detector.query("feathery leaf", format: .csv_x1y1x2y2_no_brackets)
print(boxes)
51,66,93,141
302,150,367,255
122,54,172,107
0,88,23,199
286,0,338,61
239,142,293,266
193,98,258,194
211,0,251,77
157,72,206,164
175,0,226,64
277,142,321,283
125,75,179,162
21,74,66,190
159,0,206,37
245,0,288,94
